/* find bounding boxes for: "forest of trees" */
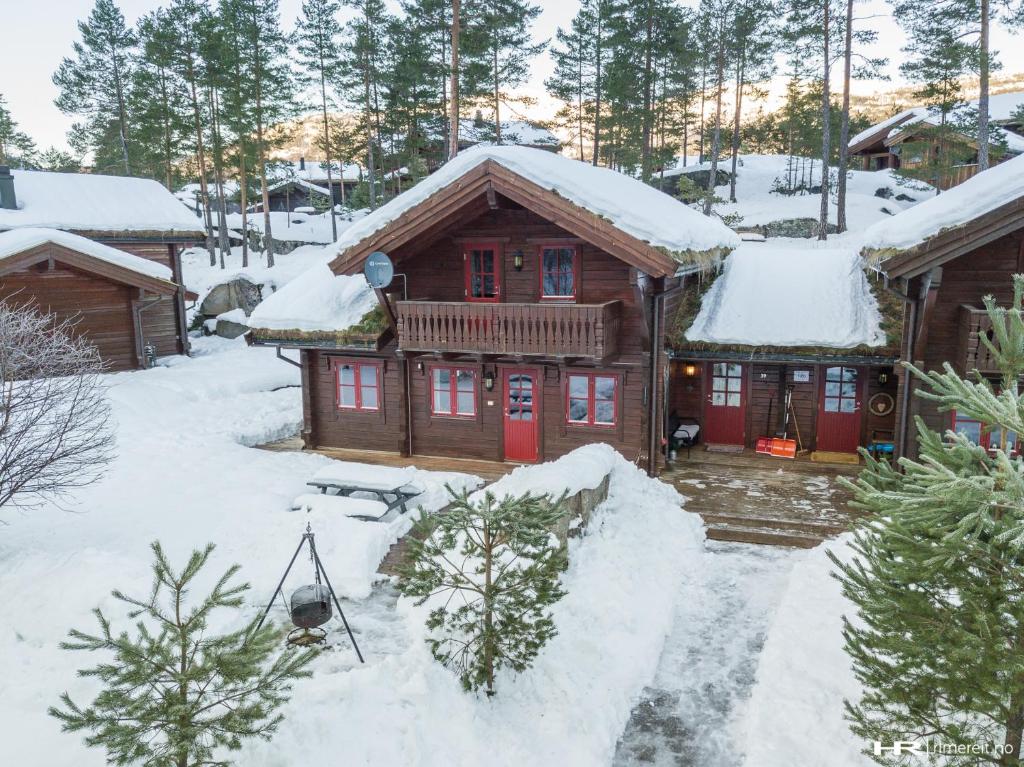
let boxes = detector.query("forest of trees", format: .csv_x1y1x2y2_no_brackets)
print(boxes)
1,0,1020,251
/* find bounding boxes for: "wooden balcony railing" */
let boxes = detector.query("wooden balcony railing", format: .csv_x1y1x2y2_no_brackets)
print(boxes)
958,305,1000,373
396,300,622,359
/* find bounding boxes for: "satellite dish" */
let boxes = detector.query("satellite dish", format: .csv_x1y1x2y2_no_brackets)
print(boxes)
364,251,394,289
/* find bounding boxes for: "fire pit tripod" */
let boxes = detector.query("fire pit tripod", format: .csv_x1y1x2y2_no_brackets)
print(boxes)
255,523,364,662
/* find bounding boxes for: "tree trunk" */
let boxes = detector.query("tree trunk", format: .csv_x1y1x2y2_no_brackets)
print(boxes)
836,0,853,233
187,64,216,267
818,0,832,242
703,21,726,217
482,521,495,697
364,53,377,209
208,86,231,267
319,56,338,241
108,30,131,176
593,5,602,166
240,150,249,268
729,45,746,204
979,0,991,170
493,45,502,145
449,0,460,160
640,0,654,181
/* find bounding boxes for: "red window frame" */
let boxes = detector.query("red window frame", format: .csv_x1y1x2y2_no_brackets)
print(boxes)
430,366,478,418
951,410,1020,455
335,361,381,412
538,243,580,301
463,241,501,302
565,372,618,427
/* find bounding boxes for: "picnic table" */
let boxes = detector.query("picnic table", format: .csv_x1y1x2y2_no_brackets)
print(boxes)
306,462,422,517
291,493,392,522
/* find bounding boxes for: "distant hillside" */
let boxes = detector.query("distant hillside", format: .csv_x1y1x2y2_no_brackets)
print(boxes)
849,73,1024,122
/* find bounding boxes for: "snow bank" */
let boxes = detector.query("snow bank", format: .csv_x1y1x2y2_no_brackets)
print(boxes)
224,209,343,245
740,536,869,766
0,169,203,235
0,227,173,281
686,242,886,348
861,152,1024,253
474,442,617,502
331,145,740,262
246,259,377,332
237,449,706,766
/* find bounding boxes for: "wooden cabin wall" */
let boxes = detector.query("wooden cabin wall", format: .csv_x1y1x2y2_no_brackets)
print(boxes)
1,263,139,371
864,368,899,443
743,364,817,448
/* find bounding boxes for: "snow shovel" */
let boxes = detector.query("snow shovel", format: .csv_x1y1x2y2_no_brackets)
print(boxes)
756,395,775,455
769,388,797,459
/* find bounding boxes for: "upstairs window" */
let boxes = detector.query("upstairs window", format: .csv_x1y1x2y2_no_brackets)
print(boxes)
431,367,477,417
540,244,578,300
953,410,1020,455
336,361,380,411
464,242,500,302
566,373,617,427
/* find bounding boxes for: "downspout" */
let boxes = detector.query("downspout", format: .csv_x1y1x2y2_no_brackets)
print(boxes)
885,275,916,461
133,294,164,368
649,283,683,476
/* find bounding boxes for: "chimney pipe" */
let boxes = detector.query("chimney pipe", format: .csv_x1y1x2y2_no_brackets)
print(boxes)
299,157,305,171
0,166,16,210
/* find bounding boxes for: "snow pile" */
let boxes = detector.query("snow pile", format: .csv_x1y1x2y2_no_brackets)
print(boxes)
474,442,617,503
331,145,740,262
686,242,887,348
861,152,1024,254
0,169,203,236
740,536,869,766
224,209,348,245
0,227,174,281
246,258,377,333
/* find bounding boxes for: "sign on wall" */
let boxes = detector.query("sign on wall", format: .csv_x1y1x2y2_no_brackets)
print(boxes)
792,369,810,383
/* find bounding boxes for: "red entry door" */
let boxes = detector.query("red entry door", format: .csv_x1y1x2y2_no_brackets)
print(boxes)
817,366,863,453
704,363,746,445
504,369,539,462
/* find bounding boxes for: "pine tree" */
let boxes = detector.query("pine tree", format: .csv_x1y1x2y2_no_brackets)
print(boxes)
0,94,37,166
399,487,567,696
50,541,315,767
53,0,137,175
461,0,545,145
833,276,1024,765
699,0,730,214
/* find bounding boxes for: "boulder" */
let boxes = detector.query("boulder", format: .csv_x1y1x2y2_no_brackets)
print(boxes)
199,275,262,318
214,309,249,339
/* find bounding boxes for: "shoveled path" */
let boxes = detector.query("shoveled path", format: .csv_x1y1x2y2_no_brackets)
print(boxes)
613,541,801,767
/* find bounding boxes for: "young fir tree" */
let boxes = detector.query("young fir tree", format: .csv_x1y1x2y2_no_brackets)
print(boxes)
399,488,568,696
0,94,37,166
50,542,315,767
833,276,1024,765
53,0,137,175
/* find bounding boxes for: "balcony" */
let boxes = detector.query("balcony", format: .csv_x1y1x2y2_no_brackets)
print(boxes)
396,300,622,359
958,305,1000,373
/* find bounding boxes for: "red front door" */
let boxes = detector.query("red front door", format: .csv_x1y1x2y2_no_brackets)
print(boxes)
817,366,863,453
704,363,746,445
504,369,539,462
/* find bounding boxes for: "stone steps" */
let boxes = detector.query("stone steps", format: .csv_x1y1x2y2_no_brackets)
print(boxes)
700,512,848,537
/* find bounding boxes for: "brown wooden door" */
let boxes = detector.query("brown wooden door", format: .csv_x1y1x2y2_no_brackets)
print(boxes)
817,365,863,453
703,363,746,445
504,368,539,462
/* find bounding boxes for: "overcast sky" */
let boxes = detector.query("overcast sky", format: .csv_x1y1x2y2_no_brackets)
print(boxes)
5,0,1024,153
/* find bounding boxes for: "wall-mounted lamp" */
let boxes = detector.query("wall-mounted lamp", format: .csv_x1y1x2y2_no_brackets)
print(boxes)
416,361,424,373
512,249,524,271
878,371,889,385
759,371,768,381
483,370,495,391
683,362,698,377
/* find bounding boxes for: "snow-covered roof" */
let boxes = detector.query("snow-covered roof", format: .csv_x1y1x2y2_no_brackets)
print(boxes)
0,227,174,282
331,145,740,264
267,177,332,197
0,170,204,237
861,152,1024,255
269,159,363,184
685,243,886,348
459,118,560,147
246,258,377,333
224,210,343,245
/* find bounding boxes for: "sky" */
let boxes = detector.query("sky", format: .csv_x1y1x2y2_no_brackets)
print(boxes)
5,0,1024,153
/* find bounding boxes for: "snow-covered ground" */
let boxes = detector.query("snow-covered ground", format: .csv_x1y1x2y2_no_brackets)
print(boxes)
0,340,709,766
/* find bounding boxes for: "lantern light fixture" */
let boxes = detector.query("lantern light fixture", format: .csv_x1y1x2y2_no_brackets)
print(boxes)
484,370,495,391
683,362,698,377
512,249,524,271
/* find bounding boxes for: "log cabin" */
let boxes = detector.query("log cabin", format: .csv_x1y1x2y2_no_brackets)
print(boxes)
269,159,362,207
0,166,203,367
668,243,902,461
863,152,1024,460
248,146,739,474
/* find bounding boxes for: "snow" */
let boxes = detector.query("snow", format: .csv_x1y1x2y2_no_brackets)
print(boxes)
270,159,364,184
0,169,204,236
0,340,708,766
330,145,740,263
224,209,346,245
291,493,390,518
0,227,174,282
312,462,417,492
861,152,1024,254
215,308,247,323
686,241,887,348
246,258,377,333
475,442,618,502
266,177,332,198
741,535,869,767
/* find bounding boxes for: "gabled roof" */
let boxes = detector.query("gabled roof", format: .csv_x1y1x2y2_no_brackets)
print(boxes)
267,178,332,197
0,228,178,293
862,153,1024,278
328,146,740,278
0,170,204,240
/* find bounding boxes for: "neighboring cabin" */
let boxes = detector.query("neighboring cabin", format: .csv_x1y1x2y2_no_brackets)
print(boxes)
248,146,738,475
862,152,1024,460
0,166,202,370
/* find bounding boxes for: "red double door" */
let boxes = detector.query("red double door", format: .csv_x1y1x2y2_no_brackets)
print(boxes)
816,365,863,453
503,368,540,462
704,363,746,445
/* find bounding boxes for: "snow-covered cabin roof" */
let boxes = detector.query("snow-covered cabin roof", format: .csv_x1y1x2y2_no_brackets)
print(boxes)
329,145,740,272
684,244,887,349
0,227,175,283
267,178,332,197
269,159,363,184
0,170,204,239
861,153,1024,259
458,119,560,148
246,258,377,335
